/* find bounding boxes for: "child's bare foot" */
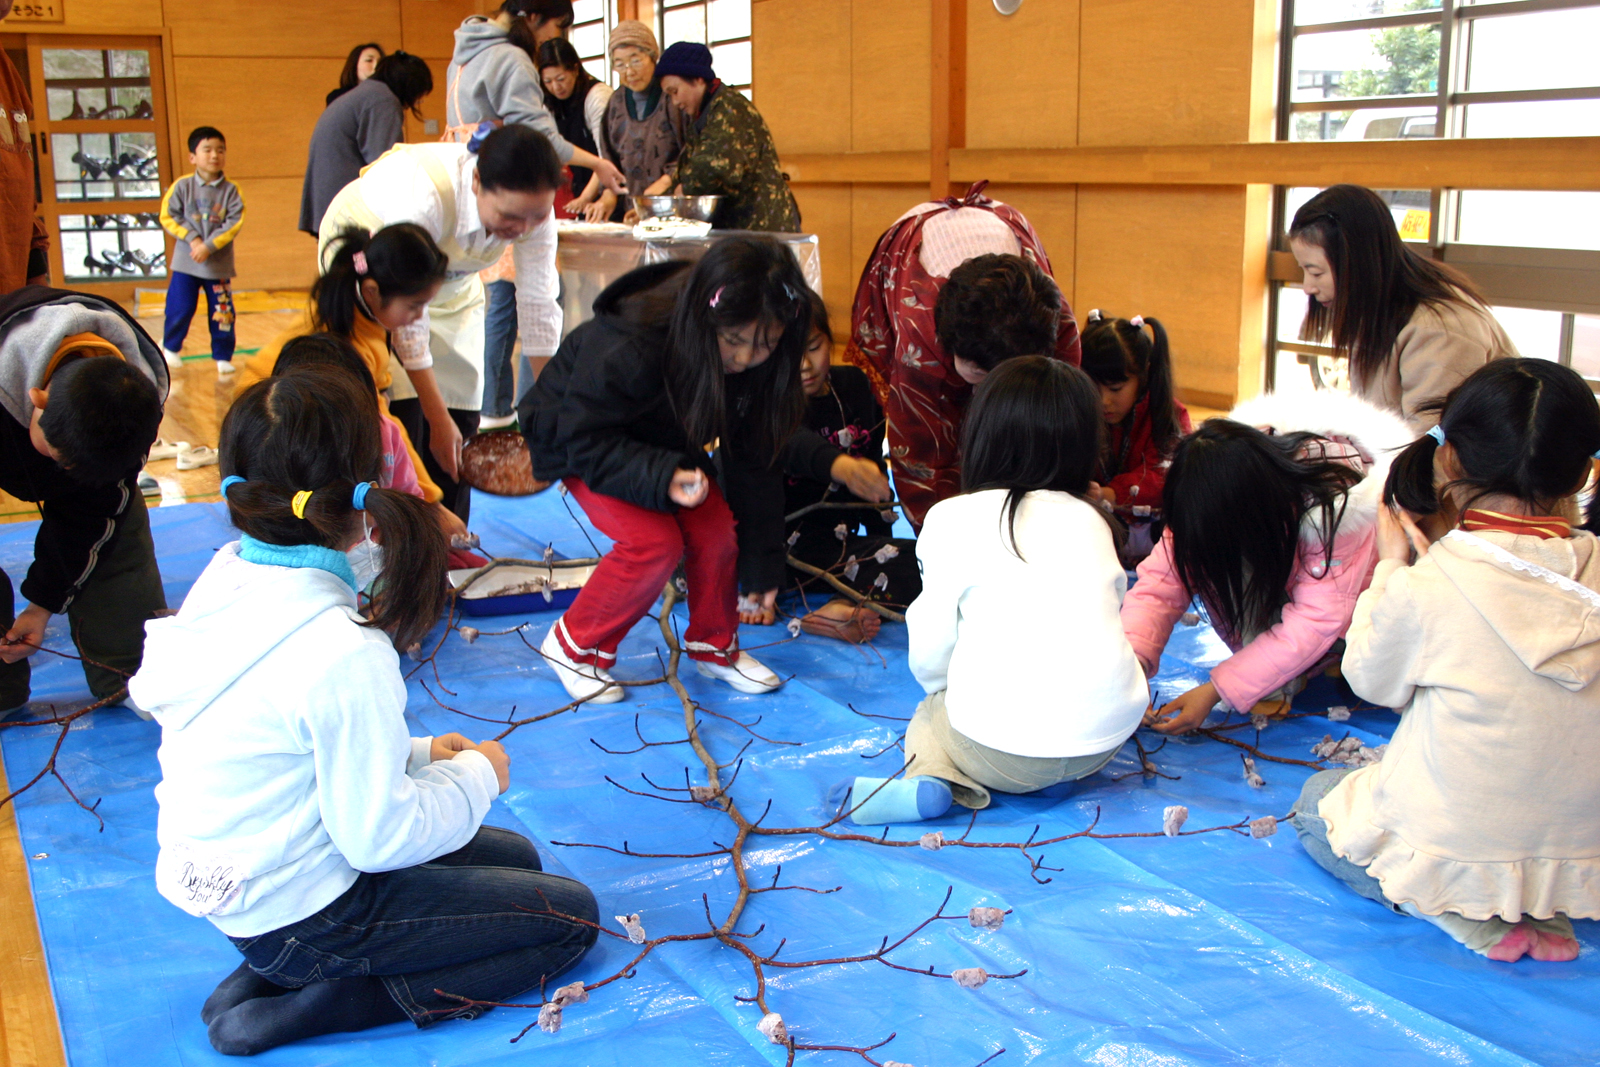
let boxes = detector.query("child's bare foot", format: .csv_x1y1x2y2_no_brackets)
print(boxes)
799,598,882,644
1486,922,1538,962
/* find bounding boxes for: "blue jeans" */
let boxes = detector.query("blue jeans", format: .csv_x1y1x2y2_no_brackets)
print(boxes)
163,270,235,360
1291,769,1404,913
226,826,599,1025
482,279,517,419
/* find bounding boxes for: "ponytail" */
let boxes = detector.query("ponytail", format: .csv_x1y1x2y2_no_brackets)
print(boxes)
1079,312,1181,452
313,223,448,337
220,368,448,650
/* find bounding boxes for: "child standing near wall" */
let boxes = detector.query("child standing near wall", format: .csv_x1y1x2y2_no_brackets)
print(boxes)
1299,358,1600,963
832,358,1148,824
1079,310,1192,562
159,127,244,376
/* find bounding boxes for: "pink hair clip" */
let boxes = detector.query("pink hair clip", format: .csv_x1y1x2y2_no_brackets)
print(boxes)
709,285,725,309
353,251,368,276
1129,314,1145,328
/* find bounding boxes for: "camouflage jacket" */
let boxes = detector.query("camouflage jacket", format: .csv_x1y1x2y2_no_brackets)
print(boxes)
676,85,801,233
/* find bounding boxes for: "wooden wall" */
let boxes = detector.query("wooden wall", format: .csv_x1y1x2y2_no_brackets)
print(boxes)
8,0,495,289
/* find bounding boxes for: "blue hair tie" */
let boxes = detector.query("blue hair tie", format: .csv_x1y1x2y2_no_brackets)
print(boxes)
351,481,374,511
466,120,497,154
220,475,246,496
1425,425,1446,447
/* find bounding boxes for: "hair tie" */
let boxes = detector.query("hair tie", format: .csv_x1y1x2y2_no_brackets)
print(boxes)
1129,314,1145,328
709,285,725,309
1426,425,1446,447
466,119,496,154
1087,308,1102,322
290,489,314,520
352,251,368,276
220,475,245,497
351,481,374,510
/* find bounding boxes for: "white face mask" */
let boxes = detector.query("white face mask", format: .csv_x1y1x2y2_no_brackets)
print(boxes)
347,516,384,590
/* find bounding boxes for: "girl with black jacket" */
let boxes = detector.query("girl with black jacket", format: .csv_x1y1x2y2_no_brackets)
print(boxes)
520,236,810,701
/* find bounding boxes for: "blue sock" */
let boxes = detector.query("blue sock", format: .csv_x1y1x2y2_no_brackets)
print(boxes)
827,775,953,825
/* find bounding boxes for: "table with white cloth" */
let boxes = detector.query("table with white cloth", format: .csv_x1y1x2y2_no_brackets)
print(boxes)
553,222,822,339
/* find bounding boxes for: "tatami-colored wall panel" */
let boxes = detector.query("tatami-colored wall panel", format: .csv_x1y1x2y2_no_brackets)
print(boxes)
164,1,401,58
976,183,1078,305
850,0,928,153
401,0,482,59
755,0,852,154
173,57,333,179
849,184,923,270
228,176,317,290
1075,185,1255,402
15,0,163,29
963,0,1077,150
791,184,852,329
402,56,452,143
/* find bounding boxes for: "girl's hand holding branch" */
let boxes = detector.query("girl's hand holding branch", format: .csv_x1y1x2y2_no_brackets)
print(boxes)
1145,681,1220,735
829,455,891,503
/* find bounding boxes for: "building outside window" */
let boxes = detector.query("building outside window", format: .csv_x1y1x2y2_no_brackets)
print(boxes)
1270,0,1600,393
659,0,753,99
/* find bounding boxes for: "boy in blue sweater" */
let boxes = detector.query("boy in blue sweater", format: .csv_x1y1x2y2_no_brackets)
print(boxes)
159,126,245,376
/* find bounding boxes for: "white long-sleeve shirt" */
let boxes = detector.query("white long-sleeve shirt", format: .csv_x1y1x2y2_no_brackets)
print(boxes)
131,542,499,938
350,143,561,390
907,489,1147,757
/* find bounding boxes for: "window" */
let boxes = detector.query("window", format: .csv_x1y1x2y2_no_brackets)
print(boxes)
570,0,611,85
1269,0,1600,392
659,0,753,98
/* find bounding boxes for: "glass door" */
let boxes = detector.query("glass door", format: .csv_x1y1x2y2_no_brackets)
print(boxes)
21,34,172,288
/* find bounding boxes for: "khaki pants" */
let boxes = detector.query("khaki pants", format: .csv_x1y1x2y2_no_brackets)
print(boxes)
903,691,1120,809
0,493,166,710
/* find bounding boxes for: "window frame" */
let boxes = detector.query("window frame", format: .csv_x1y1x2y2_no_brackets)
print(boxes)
657,0,753,96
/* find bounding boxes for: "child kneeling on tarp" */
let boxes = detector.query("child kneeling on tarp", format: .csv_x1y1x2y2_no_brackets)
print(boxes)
831,357,1147,824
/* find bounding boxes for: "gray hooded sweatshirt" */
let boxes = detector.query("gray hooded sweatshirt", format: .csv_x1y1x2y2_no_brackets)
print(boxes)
445,17,575,163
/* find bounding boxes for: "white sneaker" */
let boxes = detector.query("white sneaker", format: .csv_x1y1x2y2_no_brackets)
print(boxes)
540,627,625,703
147,437,187,461
162,348,184,370
216,360,237,376
176,444,219,470
695,652,782,694
137,470,160,497
478,413,517,430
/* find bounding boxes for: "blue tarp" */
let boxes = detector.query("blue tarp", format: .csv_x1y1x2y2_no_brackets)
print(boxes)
3,490,1596,1067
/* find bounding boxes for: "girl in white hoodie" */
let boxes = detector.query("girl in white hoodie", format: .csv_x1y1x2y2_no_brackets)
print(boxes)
832,357,1148,824
130,366,598,1055
1298,358,1600,963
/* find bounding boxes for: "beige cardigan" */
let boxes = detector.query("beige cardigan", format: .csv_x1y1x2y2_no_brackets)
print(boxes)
1355,295,1518,433
1322,529,1600,921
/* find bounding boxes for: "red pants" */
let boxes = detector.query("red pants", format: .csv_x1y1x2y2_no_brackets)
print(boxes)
554,478,739,668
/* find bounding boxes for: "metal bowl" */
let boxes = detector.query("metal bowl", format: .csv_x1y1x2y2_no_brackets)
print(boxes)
630,195,722,223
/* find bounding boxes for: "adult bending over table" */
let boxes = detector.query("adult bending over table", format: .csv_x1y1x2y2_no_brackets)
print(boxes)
595,20,689,224
653,42,800,233
317,125,564,522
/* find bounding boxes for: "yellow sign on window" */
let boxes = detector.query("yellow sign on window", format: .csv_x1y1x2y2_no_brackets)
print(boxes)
4,0,64,21
1399,209,1431,242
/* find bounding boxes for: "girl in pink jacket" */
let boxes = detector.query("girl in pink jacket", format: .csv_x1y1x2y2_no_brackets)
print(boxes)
1125,392,1410,733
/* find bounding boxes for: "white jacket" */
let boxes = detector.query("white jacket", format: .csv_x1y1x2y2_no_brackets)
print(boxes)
907,489,1147,757
129,543,499,938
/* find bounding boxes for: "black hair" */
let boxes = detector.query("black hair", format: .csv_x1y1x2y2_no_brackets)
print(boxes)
666,236,811,464
1080,313,1181,452
960,355,1104,558
220,367,447,650
187,126,224,152
1290,184,1488,392
336,42,384,93
934,253,1061,372
39,355,162,486
1163,420,1362,643
475,124,564,194
502,0,574,58
1385,358,1600,521
371,50,433,116
537,38,599,106
313,224,448,337
806,288,833,345
272,332,379,401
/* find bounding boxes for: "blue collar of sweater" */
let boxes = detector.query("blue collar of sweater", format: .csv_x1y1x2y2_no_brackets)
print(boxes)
238,534,357,592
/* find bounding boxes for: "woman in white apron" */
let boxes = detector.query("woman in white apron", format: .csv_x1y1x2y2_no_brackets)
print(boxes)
317,125,564,520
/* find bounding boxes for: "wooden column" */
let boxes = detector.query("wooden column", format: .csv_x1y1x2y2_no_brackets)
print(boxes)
929,0,966,201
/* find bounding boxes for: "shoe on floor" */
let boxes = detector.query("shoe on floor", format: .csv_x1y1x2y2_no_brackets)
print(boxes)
216,359,237,376
147,437,187,462
539,627,625,703
138,470,160,497
696,652,782,694
478,413,517,430
176,444,219,470
162,348,184,370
